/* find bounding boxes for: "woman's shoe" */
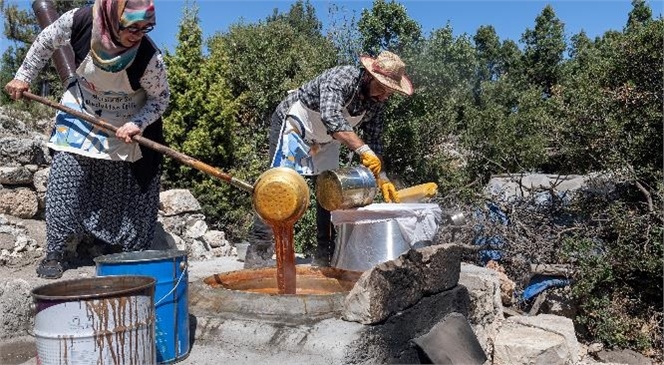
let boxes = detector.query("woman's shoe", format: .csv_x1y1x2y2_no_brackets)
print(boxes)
36,253,65,279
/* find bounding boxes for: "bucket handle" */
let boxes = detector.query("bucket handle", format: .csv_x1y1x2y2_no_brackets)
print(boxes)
155,262,187,307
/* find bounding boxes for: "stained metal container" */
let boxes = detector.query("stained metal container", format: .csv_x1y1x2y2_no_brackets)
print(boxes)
316,166,377,211
31,276,156,365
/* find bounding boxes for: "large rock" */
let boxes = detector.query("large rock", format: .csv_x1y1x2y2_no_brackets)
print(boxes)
0,279,33,340
459,263,505,358
0,188,38,219
202,230,227,248
510,314,579,363
0,166,33,185
493,314,579,365
0,137,49,166
418,243,462,294
159,189,202,216
184,216,208,239
596,348,652,365
342,244,461,324
459,263,504,325
485,172,618,203
32,168,49,193
343,250,422,324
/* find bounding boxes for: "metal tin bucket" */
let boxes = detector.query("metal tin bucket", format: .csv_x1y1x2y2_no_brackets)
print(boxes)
95,250,189,364
333,219,413,272
31,276,156,365
330,203,443,271
316,165,377,211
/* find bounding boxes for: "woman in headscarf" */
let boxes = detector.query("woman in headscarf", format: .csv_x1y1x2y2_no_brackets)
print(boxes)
4,0,170,279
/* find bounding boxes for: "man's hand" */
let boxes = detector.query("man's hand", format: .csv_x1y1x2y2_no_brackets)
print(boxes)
4,79,30,101
378,172,400,203
356,145,382,177
116,122,141,143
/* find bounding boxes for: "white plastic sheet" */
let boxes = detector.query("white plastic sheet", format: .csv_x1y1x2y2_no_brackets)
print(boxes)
331,203,442,247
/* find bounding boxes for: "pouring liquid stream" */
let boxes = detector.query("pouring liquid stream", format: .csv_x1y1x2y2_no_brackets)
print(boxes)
270,221,296,294
252,167,309,295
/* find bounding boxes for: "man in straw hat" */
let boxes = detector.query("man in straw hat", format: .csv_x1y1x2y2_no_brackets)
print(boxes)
245,50,414,268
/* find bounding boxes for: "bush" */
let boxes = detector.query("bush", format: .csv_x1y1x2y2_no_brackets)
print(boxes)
562,179,663,358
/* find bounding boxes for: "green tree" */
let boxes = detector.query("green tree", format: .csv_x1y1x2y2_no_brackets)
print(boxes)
162,2,204,158
473,25,501,84
462,79,552,179
498,39,522,78
161,3,246,238
557,18,662,177
626,0,652,31
219,15,336,125
326,3,362,64
557,14,663,354
357,0,422,55
266,0,321,39
382,25,477,190
521,5,566,96
568,30,593,60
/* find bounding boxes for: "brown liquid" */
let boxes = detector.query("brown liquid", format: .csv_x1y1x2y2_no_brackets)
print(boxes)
270,221,296,294
243,287,331,294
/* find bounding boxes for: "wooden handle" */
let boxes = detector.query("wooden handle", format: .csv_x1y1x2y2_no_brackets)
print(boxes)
23,91,254,193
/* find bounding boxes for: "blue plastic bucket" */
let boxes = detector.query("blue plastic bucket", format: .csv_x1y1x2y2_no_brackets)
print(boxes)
95,250,189,363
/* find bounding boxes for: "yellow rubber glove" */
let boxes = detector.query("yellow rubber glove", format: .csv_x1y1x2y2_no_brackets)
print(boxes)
355,145,382,177
378,172,400,203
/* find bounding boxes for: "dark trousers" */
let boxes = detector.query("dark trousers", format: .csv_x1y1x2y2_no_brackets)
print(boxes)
314,199,336,261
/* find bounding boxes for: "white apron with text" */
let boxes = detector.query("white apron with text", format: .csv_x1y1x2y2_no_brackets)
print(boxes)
48,54,146,162
271,96,365,176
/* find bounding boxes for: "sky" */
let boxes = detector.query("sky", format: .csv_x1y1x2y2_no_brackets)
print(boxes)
1,0,663,56
152,0,662,53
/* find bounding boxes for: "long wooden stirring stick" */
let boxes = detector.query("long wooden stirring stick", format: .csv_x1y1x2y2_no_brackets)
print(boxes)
21,91,254,193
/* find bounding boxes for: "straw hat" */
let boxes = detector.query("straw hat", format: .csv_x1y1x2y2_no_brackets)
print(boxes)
360,51,413,96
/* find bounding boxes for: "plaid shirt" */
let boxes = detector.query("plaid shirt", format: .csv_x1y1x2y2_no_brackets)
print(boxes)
274,65,386,155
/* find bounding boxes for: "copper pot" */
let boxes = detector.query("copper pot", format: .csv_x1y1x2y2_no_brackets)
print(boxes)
252,167,310,224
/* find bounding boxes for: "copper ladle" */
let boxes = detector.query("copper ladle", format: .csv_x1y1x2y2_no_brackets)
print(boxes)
21,91,309,223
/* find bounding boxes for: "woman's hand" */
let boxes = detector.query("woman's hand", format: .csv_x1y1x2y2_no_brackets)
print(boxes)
116,122,141,143
4,79,30,101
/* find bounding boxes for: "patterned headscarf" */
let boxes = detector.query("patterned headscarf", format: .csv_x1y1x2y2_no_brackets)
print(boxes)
90,0,156,72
